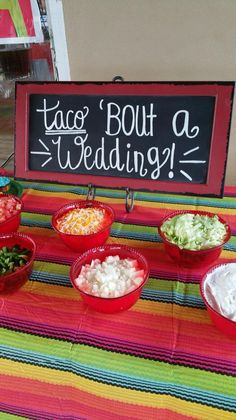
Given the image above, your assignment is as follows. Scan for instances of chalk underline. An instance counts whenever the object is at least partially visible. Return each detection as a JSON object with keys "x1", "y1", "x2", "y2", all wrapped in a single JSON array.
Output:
[
  {"x1": 179, "y1": 160, "x2": 206, "y2": 164},
  {"x1": 45, "y1": 130, "x2": 87, "y2": 135},
  {"x1": 30, "y1": 151, "x2": 51, "y2": 155}
]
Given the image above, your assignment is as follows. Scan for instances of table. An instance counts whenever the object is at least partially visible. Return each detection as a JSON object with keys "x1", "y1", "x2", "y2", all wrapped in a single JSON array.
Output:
[{"x1": 1, "y1": 181, "x2": 236, "y2": 420}]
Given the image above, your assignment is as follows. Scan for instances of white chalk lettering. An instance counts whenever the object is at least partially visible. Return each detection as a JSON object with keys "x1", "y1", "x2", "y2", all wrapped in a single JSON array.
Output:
[
  {"x1": 105, "y1": 102, "x2": 121, "y2": 135},
  {"x1": 147, "y1": 146, "x2": 171, "y2": 180},
  {"x1": 172, "y1": 110, "x2": 199, "y2": 138},
  {"x1": 94, "y1": 137, "x2": 110, "y2": 170},
  {"x1": 133, "y1": 151, "x2": 148, "y2": 177},
  {"x1": 36, "y1": 99, "x2": 89, "y2": 131},
  {"x1": 49, "y1": 135, "x2": 176, "y2": 180},
  {"x1": 104, "y1": 101, "x2": 157, "y2": 137},
  {"x1": 83, "y1": 145, "x2": 94, "y2": 170},
  {"x1": 122, "y1": 105, "x2": 135, "y2": 136},
  {"x1": 52, "y1": 135, "x2": 88, "y2": 170},
  {"x1": 109, "y1": 138, "x2": 125, "y2": 171},
  {"x1": 126, "y1": 143, "x2": 134, "y2": 173}
]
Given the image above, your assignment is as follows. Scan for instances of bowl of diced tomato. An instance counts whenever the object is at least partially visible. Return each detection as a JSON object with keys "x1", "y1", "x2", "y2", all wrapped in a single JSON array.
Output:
[
  {"x1": 52, "y1": 200, "x2": 115, "y2": 252},
  {"x1": 0, "y1": 195, "x2": 23, "y2": 233}
]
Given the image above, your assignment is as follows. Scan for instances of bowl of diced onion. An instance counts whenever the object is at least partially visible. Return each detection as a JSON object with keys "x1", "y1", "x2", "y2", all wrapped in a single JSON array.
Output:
[
  {"x1": 52, "y1": 200, "x2": 115, "y2": 252},
  {"x1": 158, "y1": 210, "x2": 231, "y2": 267},
  {"x1": 70, "y1": 245, "x2": 150, "y2": 313},
  {"x1": 0, "y1": 194, "x2": 23, "y2": 233}
]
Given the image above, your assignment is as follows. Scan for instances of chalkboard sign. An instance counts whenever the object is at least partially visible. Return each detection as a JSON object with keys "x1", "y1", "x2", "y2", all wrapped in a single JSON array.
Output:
[{"x1": 15, "y1": 82, "x2": 234, "y2": 196}]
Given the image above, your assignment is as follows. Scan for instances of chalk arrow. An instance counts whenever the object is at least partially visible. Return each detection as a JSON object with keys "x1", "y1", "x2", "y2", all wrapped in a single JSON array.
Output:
[{"x1": 30, "y1": 139, "x2": 52, "y2": 168}]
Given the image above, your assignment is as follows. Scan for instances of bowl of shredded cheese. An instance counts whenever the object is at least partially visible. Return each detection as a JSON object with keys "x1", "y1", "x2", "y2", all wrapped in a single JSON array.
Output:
[
  {"x1": 70, "y1": 244, "x2": 150, "y2": 313},
  {"x1": 52, "y1": 200, "x2": 115, "y2": 252}
]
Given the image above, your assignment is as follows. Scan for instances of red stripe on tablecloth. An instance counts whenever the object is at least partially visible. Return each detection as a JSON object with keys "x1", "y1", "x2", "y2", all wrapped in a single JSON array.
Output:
[
  {"x1": 18, "y1": 225, "x2": 232, "y2": 282},
  {"x1": 0, "y1": 379, "x2": 194, "y2": 420},
  {"x1": 1, "y1": 292, "x2": 236, "y2": 370},
  {"x1": 21, "y1": 192, "x2": 236, "y2": 228}
]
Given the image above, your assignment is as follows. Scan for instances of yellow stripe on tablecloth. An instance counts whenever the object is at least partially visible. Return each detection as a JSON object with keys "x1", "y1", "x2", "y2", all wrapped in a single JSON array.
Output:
[
  {"x1": 107, "y1": 236, "x2": 162, "y2": 249},
  {"x1": 0, "y1": 360, "x2": 235, "y2": 420},
  {"x1": 21, "y1": 280, "x2": 210, "y2": 326},
  {"x1": 17, "y1": 226, "x2": 236, "y2": 258},
  {"x1": 221, "y1": 250, "x2": 236, "y2": 259},
  {"x1": 19, "y1": 226, "x2": 54, "y2": 236},
  {"x1": 23, "y1": 189, "x2": 236, "y2": 213},
  {"x1": 21, "y1": 282, "x2": 81, "y2": 301},
  {"x1": 24, "y1": 190, "x2": 85, "y2": 200},
  {"x1": 108, "y1": 237, "x2": 235, "y2": 258},
  {"x1": 18, "y1": 227, "x2": 163, "y2": 250},
  {"x1": 25, "y1": 189, "x2": 123, "y2": 205},
  {"x1": 133, "y1": 300, "x2": 211, "y2": 324},
  {"x1": 126, "y1": 201, "x2": 236, "y2": 214},
  {"x1": 18, "y1": 226, "x2": 161, "y2": 248}
]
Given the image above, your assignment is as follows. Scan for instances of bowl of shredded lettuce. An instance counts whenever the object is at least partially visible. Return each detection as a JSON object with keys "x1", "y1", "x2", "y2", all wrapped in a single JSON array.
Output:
[{"x1": 158, "y1": 210, "x2": 231, "y2": 267}]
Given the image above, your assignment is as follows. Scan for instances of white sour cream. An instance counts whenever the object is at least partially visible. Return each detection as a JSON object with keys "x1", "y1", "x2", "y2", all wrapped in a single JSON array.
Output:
[{"x1": 203, "y1": 263, "x2": 236, "y2": 321}]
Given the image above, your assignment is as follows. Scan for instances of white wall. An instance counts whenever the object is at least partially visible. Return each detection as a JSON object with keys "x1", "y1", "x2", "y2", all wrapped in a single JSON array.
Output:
[{"x1": 62, "y1": 0, "x2": 236, "y2": 184}]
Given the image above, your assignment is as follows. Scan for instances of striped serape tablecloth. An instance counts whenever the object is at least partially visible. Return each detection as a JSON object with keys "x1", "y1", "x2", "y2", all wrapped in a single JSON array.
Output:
[{"x1": 1, "y1": 180, "x2": 236, "y2": 420}]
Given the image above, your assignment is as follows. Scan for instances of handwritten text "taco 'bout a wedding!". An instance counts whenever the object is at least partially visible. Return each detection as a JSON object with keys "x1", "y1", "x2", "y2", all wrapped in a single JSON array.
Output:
[{"x1": 32, "y1": 98, "x2": 206, "y2": 181}]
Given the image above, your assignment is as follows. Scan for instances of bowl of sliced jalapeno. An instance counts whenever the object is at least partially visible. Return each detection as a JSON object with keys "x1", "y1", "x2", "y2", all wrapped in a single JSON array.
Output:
[{"x1": 0, "y1": 232, "x2": 36, "y2": 294}]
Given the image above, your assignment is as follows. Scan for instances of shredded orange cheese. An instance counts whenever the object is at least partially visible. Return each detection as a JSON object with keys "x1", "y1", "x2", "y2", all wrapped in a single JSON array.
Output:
[{"x1": 56, "y1": 207, "x2": 107, "y2": 235}]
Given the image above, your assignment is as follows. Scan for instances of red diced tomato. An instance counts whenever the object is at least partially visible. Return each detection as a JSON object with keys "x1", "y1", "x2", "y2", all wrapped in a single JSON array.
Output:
[{"x1": 0, "y1": 196, "x2": 21, "y2": 223}]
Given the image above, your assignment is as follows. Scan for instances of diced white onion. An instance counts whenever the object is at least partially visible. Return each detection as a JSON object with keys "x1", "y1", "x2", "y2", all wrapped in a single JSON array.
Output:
[{"x1": 75, "y1": 255, "x2": 145, "y2": 298}]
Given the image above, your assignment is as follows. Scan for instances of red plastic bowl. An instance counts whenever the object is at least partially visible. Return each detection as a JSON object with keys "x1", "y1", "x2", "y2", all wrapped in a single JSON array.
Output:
[
  {"x1": 200, "y1": 262, "x2": 236, "y2": 339},
  {"x1": 0, "y1": 195, "x2": 23, "y2": 233},
  {"x1": 158, "y1": 210, "x2": 231, "y2": 268},
  {"x1": 0, "y1": 232, "x2": 36, "y2": 294},
  {"x1": 70, "y1": 245, "x2": 150, "y2": 313},
  {"x1": 52, "y1": 200, "x2": 115, "y2": 252}
]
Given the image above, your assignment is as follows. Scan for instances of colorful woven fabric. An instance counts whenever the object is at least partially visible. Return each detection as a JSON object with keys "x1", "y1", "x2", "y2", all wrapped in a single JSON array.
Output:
[{"x1": 1, "y1": 181, "x2": 236, "y2": 420}]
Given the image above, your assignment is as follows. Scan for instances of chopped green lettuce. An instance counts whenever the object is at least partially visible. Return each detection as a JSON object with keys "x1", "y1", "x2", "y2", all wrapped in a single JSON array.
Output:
[{"x1": 160, "y1": 213, "x2": 227, "y2": 250}]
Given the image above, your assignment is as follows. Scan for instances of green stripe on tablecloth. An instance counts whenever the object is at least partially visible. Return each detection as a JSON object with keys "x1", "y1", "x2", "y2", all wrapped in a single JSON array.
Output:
[
  {"x1": 32, "y1": 261, "x2": 200, "y2": 296},
  {"x1": 20, "y1": 181, "x2": 236, "y2": 207},
  {"x1": 146, "y1": 278, "x2": 200, "y2": 296},
  {"x1": 19, "y1": 214, "x2": 236, "y2": 250},
  {"x1": 32, "y1": 260, "x2": 200, "y2": 297},
  {"x1": 0, "y1": 412, "x2": 28, "y2": 420},
  {"x1": 29, "y1": 265, "x2": 203, "y2": 307},
  {"x1": 1, "y1": 344, "x2": 236, "y2": 412},
  {"x1": 33, "y1": 261, "x2": 69, "y2": 276},
  {"x1": 0, "y1": 329, "x2": 236, "y2": 401}
]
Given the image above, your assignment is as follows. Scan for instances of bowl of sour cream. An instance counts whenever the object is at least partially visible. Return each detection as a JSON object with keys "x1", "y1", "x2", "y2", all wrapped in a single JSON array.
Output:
[{"x1": 200, "y1": 262, "x2": 236, "y2": 338}]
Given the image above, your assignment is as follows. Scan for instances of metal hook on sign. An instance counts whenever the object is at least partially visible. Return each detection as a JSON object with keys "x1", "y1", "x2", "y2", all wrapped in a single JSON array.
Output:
[
  {"x1": 86, "y1": 184, "x2": 96, "y2": 201},
  {"x1": 112, "y1": 75, "x2": 124, "y2": 82},
  {"x1": 125, "y1": 188, "x2": 134, "y2": 213}
]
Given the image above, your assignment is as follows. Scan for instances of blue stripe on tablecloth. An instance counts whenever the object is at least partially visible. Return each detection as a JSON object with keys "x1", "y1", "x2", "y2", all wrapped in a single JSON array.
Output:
[
  {"x1": 21, "y1": 182, "x2": 236, "y2": 208},
  {"x1": 30, "y1": 270, "x2": 203, "y2": 308},
  {"x1": 141, "y1": 289, "x2": 205, "y2": 308},
  {"x1": 1, "y1": 345, "x2": 236, "y2": 412},
  {"x1": 20, "y1": 217, "x2": 236, "y2": 250}
]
